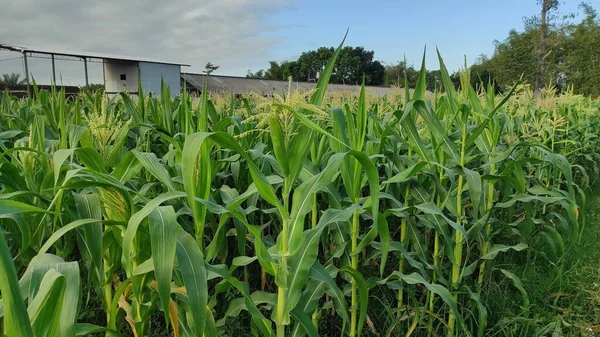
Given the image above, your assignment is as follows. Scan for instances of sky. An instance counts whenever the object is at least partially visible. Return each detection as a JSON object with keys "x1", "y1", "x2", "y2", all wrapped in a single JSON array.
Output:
[{"x1": 0, "y1": 0, "x2": 598, "y2": 85}]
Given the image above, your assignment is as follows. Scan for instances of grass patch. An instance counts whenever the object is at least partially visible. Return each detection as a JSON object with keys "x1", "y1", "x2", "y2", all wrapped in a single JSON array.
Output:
[{"x1": 485, "y1": 185, "x2": 600, "y2": 337}]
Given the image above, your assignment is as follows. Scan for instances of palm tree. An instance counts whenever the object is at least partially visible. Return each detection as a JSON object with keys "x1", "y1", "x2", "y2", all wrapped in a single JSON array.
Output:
[{"x1": 0, "y1": 73, "x2": 27, "y2": 86}]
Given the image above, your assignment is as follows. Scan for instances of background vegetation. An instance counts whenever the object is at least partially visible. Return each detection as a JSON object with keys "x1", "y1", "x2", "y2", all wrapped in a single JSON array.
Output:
[
  {"x1": 472, "y1": 2, "x2": 600, "y2": 96},
  {"x1": 247, "y1": 2, "x2": 600, "y2": 97}
]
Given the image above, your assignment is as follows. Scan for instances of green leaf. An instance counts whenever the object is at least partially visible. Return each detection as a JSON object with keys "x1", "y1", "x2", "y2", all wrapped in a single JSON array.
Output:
[
  {"x1": 495, "y1": 194, "x2": 568, "y2": 208},
  {"x1": 286, "y1": 106, "x2": 349, "y2": 150},
  {"x1": 467, "y1": 288, "x2": 487, "y2": 337},
  {"x1": 287, "y1": 206, "x2": 360, "y2": 313},
  {"x1": 0, "y1": 230, "x2": 33, "y2": 337},
  {"x1": 310, "y1": 30, "x2": 347, "y2": 105},
  {"x1": 290, "y1": 282, "x2": 327, "y2": 337},
  {"x1": 287, "y1": 153, "x2": 344, "y2": 255},
  {"x1": 347, "y1": 150, "x2": 381, "y2": 257},
  {"x1": 499, "y1": 269, "x2": 529, "y2": 309},
  {"x1": 39, "y1": 219, "x2": 104, "y2": 255},
  {"x1": 391, "y1": 272, "x2": 462, "y2": 329},
  {"x1": 463, "y1": 167, "x2": 483, "y2": 216},
  {"x1": 481, "y1": 243, "x2": 528, "y2": 260},
  {"x1": 75, "y1": 323, "x2": 121, "y2": 336},
  {"x1": 132, "y1": 150, "x2": 175, "y2": 191},
  {"x1": 309, "y1": 263, "x2": 348, "y2": 327},
  {"x1": 399, "y1": 111, "x2": 434, "y2": 163},
  {"x1": 413, "y1": 48, "x2": 427, "y2": 101},
  {"x1": 287, "y1": 126, "x2": 314, "y2": 191},
  {"x1": 149, "y1": 206, "x2": 178, "y2": 327},
  {"x1": 181, "y1": 132, "x2": 214, "y2": 242},
  {"x1": 0, "y1": 199, "x2": 49, "y2": 215},
  {"x1": 414, "y1": 202, "x2": 467, "y2": 239},
  {"x1": 75, "y1": 147, "x2": 107, "y2": 173},
  {"x1": 28, "y1": 268, "x2": 65, "y2": 337},
  {"x1": 269, "y1": 117, "x2": 289, "y2": 177},
  {"x1": 290, "y1": 308, "x2": 319, "y2": 337},
  {"x1": 376, "y1": 213, "x2": 391, "y2": 277},
  {"x1": 122, "y1": 191, "x2": 186, "y2": 275},
  {"x1": 73, "y1": 193, "x2": 103, "y2": 288},
  {"x1": 382, "y1": 161, "x2": 428, "y2": 184},
  {"x1": 413, "y1": 101, "x2": 460, "y2": 164},
  {"x1": 435, "y1": 48, "x2": 459, "y2": 115},
  {"x1": 207, "y1": 264, "x2": 275, "y2": 336},
  {"x1": 182, "y1": 132, "x2": 285, "y2": 219},
  {"x1": 232, "y1": 256, "x2": 258, "y2": 267},
  {"x1": 112, "y1": 151, "x2": 143, "y2": 183},
  {"x1": 465, "y1": 82, "x2": 520, "y2": 148},
  {"x1": 53, "y1": 148, "x2": 75, "y2": 185},
  {"x1": 175, "y1": 229, "x2": 208, "y2": 337}
]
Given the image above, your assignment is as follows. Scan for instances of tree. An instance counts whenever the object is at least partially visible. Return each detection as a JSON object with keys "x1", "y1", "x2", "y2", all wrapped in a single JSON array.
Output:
[
  {"x1": 203, "y1": 62, "x2": 219, "y2": 75},
  {"x1": 0, "y1": 73, "x2": 26, "y2": 86},
  {"x1": 295, "y1": 47, "x2": 334, "y2": 82},
  {"x1": 535, "y1": 0, "x2": 560, "y2": 96},
  {"x1": 262, "y1": 61, "x2": 283, "y2": 80},
  {"x1": 281, "y1": 61, "x2": 299, "y2": 81},
  {"x1": 366, "y1": 60, "x2": 385, "y2": 86},
  {"x1": 333, "y1": 46, "x2": 385, "y2": 85},
  {"x1": 488, "y1": 29, "x2": 540, "y2": 89}
]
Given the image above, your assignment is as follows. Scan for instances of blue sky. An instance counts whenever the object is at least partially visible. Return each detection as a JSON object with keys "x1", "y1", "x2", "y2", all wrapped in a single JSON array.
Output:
[
  {"x1": 256, "y1": 0, "x2": 599, "y2": 73},
  {"x1": 1, "y1": 0, "x2": 598, "y2": 84}
]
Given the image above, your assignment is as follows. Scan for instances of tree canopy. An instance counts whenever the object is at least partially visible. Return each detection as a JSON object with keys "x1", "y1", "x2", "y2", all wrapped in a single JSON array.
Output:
[{"x1": 247, "y1": 46, "x2": 386, "y2": 86}]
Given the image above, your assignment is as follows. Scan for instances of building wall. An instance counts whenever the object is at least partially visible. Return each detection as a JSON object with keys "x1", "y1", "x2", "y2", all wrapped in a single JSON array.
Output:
[
  {"x1": 103, "y1": 60, "x2": 139, "y2": 93},
  {"x1": 139, "y1": 62, "x2": 180, "y2": 96}
]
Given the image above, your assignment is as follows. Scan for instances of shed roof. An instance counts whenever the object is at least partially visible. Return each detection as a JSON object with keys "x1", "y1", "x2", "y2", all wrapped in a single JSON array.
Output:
[
  {"x1": 181, "y1": 73, "x2": 402, "y2": 96},
  {"x1": 0, "y1": 43, "x2": 190, "y2": 66}
]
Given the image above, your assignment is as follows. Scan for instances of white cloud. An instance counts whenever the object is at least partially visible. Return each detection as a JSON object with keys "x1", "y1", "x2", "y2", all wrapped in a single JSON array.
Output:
[{"x1": 0, "y1": 0, "x2": 289, "y2": 84}]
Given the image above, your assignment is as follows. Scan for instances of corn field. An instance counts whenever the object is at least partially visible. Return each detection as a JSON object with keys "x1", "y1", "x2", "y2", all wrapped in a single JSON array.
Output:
[{"x1": 1, "y1": 44, "x2": 599, "y2": 337}]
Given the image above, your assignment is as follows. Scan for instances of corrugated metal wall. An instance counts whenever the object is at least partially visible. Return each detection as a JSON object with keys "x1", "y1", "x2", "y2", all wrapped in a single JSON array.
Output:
[{"x1": 139, "y1": 62, "x2": 181, "y2": 96}]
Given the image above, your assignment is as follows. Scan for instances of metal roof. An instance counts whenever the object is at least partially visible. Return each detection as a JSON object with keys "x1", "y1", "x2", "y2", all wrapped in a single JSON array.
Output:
[
  {"x1": 0, "y1": 43, "x2": 190, "y2": 66},
  {"x1": 182, "y1": 73, "x2": 403, "y2": 96}
]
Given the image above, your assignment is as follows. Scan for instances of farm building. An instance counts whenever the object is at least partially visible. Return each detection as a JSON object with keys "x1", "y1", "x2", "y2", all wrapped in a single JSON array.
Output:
[
  {"x1": 181, "y1": 73, "x2": 400, "y2": 96},
  {"x1": 0, "y1": 43, "x2": 189, "y2": 96}
]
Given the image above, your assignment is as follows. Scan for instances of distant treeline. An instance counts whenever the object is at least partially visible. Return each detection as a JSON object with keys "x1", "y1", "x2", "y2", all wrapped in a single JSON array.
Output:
[{"x1": 246, "y1": 46, "x2": 386, "y2": 86}]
